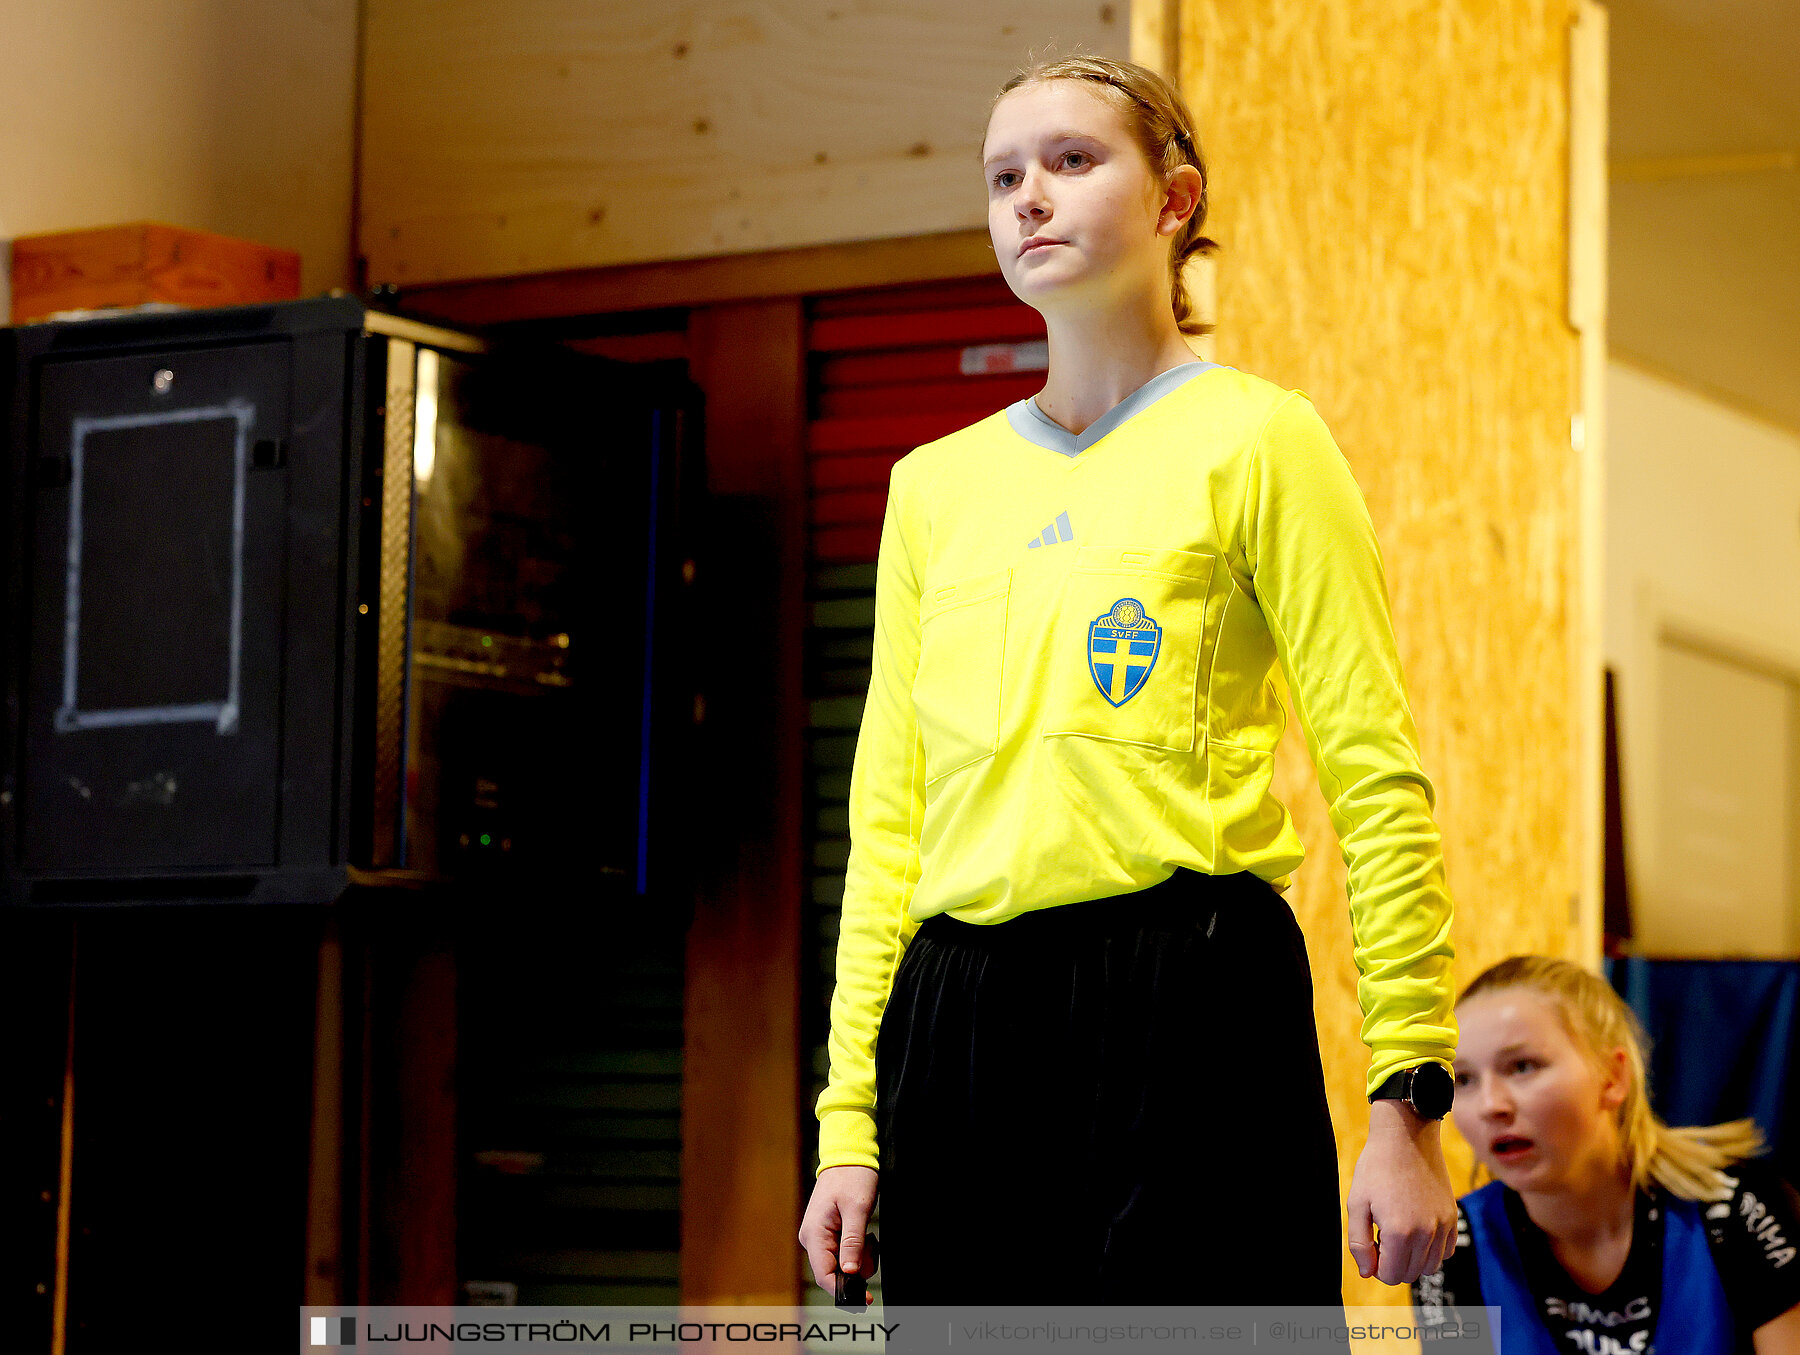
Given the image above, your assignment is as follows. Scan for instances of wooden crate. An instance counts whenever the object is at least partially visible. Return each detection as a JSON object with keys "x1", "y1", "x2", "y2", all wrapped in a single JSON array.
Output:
[{"x1": 10, "y1": 222, "x2": 301, "y2": 323}]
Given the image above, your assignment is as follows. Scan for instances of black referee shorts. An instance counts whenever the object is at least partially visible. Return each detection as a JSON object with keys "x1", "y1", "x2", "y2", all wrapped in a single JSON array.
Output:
[{"x1": 872, "y1": 867, "x2": 1344, "y2": 1307}]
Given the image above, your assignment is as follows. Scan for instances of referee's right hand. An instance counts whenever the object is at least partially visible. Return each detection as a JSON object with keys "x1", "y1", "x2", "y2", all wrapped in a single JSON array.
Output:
[{"x1": 800, "y1": 1165, "x2": 880, "y2": 1297}]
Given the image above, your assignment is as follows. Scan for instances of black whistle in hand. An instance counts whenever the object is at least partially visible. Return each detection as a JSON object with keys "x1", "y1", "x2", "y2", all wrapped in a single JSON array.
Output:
[
  {"x1": 834, "y1": 1269, "x2": 867, "y2": 1312},
  {"x1": 834, "y1": 1235, "x2": 877, "y2": 1312}
]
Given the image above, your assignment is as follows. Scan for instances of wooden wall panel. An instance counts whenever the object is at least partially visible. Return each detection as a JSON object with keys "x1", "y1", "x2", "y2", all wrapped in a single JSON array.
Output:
[
  {"x1": 359, "y1": 2, "x2": 1127, "y2": 286},
  {"x1": 680, "y1": 300, "x2": 809, "y2": 1306},
  {"x1": 2, "y1": 0, "x2": 357, "y2": 297},
  {"x1": 1165, "y1": 0, "x2": 1595, "y2": 1305}
]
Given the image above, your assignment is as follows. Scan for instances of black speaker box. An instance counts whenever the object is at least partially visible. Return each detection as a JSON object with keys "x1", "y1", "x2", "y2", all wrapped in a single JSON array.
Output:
[{"x1": 1, "y1": 298, "x2": 700, "y2": 906}]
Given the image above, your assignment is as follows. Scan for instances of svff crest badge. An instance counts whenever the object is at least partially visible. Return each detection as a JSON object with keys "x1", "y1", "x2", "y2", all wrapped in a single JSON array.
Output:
[{"x1": 1088, "y1": 598, "x2": 1161, "y2": 706}]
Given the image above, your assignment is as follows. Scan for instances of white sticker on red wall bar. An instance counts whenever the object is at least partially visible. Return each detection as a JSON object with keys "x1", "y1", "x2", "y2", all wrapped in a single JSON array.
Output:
[{"x1": 959, "y1": 340, "x2": 1049, "y2": 376}]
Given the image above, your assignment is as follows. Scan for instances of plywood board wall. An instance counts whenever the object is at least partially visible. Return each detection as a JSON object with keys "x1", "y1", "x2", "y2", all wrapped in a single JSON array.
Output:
[
  {"x1": 1163, "y1": 0, "x2": 1595, "y2": 1306},
  {"x1": 359, "y1": 2, "x2": 1128, "y2": 286}
]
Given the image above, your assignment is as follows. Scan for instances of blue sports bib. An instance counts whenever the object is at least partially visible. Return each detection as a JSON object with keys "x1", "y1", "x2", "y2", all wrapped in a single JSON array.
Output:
[{"x1": 1462, "y1": 1180, "x2": 1733, "y2": 1355}]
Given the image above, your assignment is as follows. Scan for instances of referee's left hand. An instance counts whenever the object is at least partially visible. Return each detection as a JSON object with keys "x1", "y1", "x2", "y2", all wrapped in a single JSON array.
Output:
[
  {"x1": 800, "y1": 1165, "x2": 880, "y2": 1299},
  {"x1": 1346, "y1": 1100, "x2": 1457, "y2": 1286}
]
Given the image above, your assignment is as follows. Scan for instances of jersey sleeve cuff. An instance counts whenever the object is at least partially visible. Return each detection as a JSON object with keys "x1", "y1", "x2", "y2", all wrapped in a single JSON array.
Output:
[
  {"x1": 817, "y1": 1108, "x2": 880, "y2": 1174},
  {"x1": 1365, "y1": 1051, "x2": 1456, "y2": 1100}
]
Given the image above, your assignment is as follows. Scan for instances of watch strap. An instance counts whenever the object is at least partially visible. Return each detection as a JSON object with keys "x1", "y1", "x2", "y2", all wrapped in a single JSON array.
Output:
[
  {"x1": 1370, "y1": 1068, "x2": 1416, "y2": 1102},
  {"x1": 1369, "y1": 1063, "x2": 1453, "y2": 1119}
]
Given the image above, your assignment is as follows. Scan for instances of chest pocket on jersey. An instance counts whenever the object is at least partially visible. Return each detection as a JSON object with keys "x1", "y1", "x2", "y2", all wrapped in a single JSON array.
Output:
[
  {"x1": 915, "y1": 567, "x2": 1011, "y2": 783},
  {"x1": 1043, "y1": 546, "x2": 1213, "y2": 753}
]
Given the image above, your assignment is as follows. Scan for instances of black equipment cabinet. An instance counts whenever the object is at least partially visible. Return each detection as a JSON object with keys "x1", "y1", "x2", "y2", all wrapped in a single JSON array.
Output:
[
  {"x1": 3, "y1": 300, "x2": 365, "y2": 904},
  {"x1": 0, "y1": 298, "x2": 703, "y2": 907},
  {"x1": 0, "y1": 298, "x2": 704, "y2": 1348}
]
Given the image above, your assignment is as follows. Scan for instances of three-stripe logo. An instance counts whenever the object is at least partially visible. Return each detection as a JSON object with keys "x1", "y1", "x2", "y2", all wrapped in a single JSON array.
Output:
[{"x1": 1026, "y1": 511, "x2": 1073, "y2": 549}]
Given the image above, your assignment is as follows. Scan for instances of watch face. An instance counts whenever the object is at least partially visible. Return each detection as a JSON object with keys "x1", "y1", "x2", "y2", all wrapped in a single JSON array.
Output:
[{"x1": 1412, "y1": 1063, "x2": 1455, "y2": 1119}]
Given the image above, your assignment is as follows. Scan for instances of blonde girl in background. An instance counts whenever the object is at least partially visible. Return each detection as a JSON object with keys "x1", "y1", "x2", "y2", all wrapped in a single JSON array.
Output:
[
  {"x1": 1417, "y1": 956, "x2": 1800, "y2": 1353},
  {"x1": 798, "y1": 53, "x2": 1462, "y2": 1306}
]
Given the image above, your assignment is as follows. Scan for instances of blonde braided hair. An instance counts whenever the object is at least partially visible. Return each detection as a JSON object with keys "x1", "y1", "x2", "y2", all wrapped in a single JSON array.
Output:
[{"x1": 994, "y1": 55, "x2": 1219, "y2": 337}]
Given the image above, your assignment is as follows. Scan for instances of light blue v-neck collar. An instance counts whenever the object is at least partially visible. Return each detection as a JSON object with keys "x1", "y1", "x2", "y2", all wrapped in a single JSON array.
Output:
[{"x1": 1004, "y1": 360, "x2": 1221, "y2": 457}]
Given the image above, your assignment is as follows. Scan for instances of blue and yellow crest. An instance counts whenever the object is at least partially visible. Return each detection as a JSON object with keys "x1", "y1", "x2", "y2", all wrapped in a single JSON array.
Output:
[{"x1": 1088, "y1": 598, "x2": 1161, "y2": 706}]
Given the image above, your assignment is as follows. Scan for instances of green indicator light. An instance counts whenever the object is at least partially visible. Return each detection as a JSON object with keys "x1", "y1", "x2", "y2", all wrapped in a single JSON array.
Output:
[
  {"x1": 481, "y1": 635, "x2": 493, "y2": 648},
  {"x1": 479, "y1": 833, "x2": 492, "y2": 846}
]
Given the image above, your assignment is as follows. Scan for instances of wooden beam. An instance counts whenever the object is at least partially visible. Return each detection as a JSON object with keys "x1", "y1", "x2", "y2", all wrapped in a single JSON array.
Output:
[
  {"x1": 397, "y1": 231, "x2": 998, "y2": 329},
  {"x1": 392, "y1": 941, "x2": 458, "y2": 1304},
  {"x1": 304, "y1": 917, "x2": 346, "y2": 1306},
  {"x1": 1610, "y1": 150, "x2": 1796, "y2": 183},
  {"x1": 355, "y1": 928, "x2": 375, "y2": 1304},
  {"x1": 9, "y1": 222, "x2": 300, "y2": 324},
  {"x1": 0, "y1": 913, "x2": 70, "y2": 1349},
  {"x1": 680, "y1": 299, "x2": 807, "y2": 1306},
  {"x1": 50, "y1": 926, "x2": 76, "y2": 1355},
  {"x1": 1571, "y1": 0, "x2": 1608, "y2": 968}
]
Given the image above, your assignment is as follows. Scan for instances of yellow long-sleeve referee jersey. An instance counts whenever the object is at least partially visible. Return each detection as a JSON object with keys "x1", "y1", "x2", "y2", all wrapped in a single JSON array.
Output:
[{"x1": 816, "y1": 361, "x2": 1456, "y2": 1172}]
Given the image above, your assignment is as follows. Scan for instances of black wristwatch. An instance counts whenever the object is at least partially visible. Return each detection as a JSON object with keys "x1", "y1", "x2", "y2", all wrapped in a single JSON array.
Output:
[{"x1": 1369, "y1": 1062, "x2": 1454, "y2": 1120}]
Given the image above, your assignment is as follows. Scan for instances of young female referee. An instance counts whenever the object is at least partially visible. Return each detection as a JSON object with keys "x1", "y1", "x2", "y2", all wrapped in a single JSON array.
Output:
[{"x1": 798, "y1": 54, "x2": 1459, "y2": 1307}]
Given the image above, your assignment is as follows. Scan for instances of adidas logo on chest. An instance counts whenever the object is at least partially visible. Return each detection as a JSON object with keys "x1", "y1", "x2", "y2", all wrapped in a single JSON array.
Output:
[{"x1": 1026, "y1": 511, "x2": 1073, "y2": 549}]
